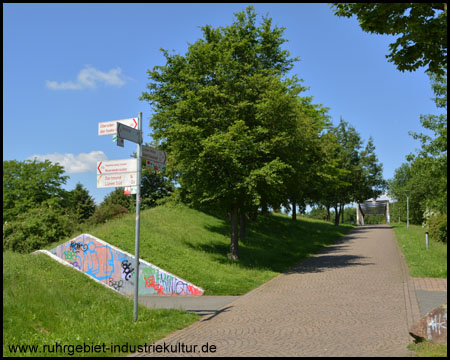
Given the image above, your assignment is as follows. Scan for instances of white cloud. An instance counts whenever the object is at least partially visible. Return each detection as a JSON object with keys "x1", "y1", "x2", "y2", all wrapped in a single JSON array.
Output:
[
  {"x1": 28, "y1": 151, "x2": 108, "y2": 174},
  {"x1": 46, "y1": 66, "x2": 130, "y2": 90}
]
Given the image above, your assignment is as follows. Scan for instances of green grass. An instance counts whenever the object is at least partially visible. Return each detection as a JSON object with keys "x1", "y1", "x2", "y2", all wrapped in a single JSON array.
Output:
[
  {"x1": 391, "y1": 222, "x2": 447, "y2": 278},
  {"x1": 408, "y1": 340, "x2": 447, "y2": 357},
  {"x1": 4, "y1": 204, "x2": 353, "y2": 357},
  {"x1": 49, "y1": 204, "x2": 354, "y2": 295},
  {"x1": 3, "y1": 250, "x2": 199, "y2": 357}
]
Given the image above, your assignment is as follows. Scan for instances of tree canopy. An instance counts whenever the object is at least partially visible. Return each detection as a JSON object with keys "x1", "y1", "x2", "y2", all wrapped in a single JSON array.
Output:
[
  {"x1": 330, "y1": 3, "x2": 447, "y2": 75},
  {"x1": 141, "y1": 6, "x2": 387, "y2": 259},
  {"x1": 3, "y1": 159, "x2": 69, "y2": 224},
  {"x1": 388, "y1": 71, "x2": 447, "y2": 221}
]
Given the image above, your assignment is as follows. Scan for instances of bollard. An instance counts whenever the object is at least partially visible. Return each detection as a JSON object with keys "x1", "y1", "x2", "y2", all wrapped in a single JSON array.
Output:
[{"x1": 425, "y1": 231, "x2": 429, "y2": 250}]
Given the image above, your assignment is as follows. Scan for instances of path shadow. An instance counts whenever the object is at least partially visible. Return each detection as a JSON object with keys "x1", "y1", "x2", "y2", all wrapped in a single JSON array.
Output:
[
  {"x1": 285, "y1": 235, "x2": 375, "y2": 275},
  {"x1": 198, "y1": 306, "x2": 233, "y2": 322},
  {"x1": 182, "y1": 212, "x2": 359, "y2": 273},
  {"x1": 353, "y1": 225, "x2": 392, "y2": 231}
]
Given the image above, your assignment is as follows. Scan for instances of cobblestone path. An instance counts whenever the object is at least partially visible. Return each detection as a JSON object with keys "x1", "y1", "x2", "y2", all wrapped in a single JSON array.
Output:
[{"x1": 132, "y1": 225, "x2": 418, "y2": 357}]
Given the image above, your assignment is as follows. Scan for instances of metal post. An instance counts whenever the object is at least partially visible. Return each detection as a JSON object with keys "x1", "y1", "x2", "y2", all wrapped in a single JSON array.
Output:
[
  {"x1": 406, "y1": 194, "x2": 409, "y2": 230},
  {"x1": 426, "y1": 231, "x2": 429, "y2": 250},
  {"x1": 133, "y1": 112, "x2": 142, "y2": 322}
]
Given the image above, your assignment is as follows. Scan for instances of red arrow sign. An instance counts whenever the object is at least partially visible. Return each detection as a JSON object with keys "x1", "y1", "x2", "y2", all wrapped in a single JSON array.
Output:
[
  {"x1": 97, "y1": 161, "x2": 103, "y2": 174},
  {"x1": 133, "y1": 118, "x2": 137, "y2": 128}
]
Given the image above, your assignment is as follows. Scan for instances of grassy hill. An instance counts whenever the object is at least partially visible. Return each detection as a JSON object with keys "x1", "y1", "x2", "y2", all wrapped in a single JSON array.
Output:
[
  {"x1": 4, "y1": 204, "x2": 353, "y2": 356},
  {"x1": 48, "y1": 203, "x2": 354, "y2": 295}
]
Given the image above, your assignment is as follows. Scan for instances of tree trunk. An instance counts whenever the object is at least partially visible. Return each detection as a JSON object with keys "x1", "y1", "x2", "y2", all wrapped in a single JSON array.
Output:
[
  {"x1": 341, "y1": 204, "x2": 345, "y2": 224},
  {"x1": 240, "y1": 211, "x2": 246, "y2": 241},
  {"x1": 229, "y1": 204, "x2": 239, "y2": 260},
  {"x1": 261, "y1": 200, "x2": 268, "y2": 215},
  {"x1": 292, "y1": 201, "x2": 297, "y2": 221},
  {"x1": 326, "y1": 205, "x2": 330, "y2": 222},
  {"x1": 334, "y1": 204, "x2": 340, "y2": 226}
]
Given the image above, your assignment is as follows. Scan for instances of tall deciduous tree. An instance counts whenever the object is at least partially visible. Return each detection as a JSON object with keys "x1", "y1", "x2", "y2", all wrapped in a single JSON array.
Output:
[
  {"x1": 67, "y1": 182, "x2": 96, "y2": 222},
  {"x1": 3, "y1": 159, "x2": 69, "y2": 224},
  {"x1": 390, "y1": 71, "x2": 447, "y2": 218},
  {"x1": 330, "y1": 3, "x2": 447, "y2": 75},
  {"x1": 140, "y1": 6, "x2": 305, "y2": 260},
  {"x1": 313, "y1": 119, "x2": 385, "y2": 225}
]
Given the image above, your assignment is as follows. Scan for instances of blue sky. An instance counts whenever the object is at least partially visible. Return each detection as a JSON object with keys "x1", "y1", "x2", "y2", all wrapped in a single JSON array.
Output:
[{"x1": 3, "y1": 3, "x2": 443, "y2": 205}]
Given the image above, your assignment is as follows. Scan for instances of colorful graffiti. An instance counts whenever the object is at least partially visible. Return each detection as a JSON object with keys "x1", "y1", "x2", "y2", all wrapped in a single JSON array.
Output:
[{"x1": 49, "y1": 234, "x2": 204, "y2": 296}]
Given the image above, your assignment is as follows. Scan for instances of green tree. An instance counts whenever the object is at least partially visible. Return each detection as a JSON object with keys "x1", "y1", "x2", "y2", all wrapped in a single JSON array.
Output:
[
  {"x1": 312, "y1": 130, "x2": 351, "y2": 222},
  {"x1": 3, "y1": 202, "x2": 76, "y2": 253},
  {"x1": 313, "y1": 119, "x2": 385, "y2": 226},
  {"x1": 67, "y1": 183, "x2": 96, "y2": 222},
  {"x1": 100, "y1": 187, "x2": 131, "y2": 210},
  {"x1": 388, "y1": 162, "x2": 426, "y2": 224},
  {"x1": 357, "y1": 137, "x2": 386, "y2": 202},
  {"x1": 3, "y1": 159, "x2": 69, "y2": 224},
  {"x1": 388, "y1": 71, "x2": 447, "y2": 222},
  {"x1": 408, "y1": 71, "x2": 447, "y2": 213},
  {"x1": 330, "y1": 3, "x2": 447, "y2": 75},
  {"x1": 329, "y1": 119, "x2": 363, "y2": 225},
  {"x1": 282, "y1": 99, "x2": 331, "y2": 221},
  {"x1": 140, "y1": 6, "x2": 306, "y2": 260}
]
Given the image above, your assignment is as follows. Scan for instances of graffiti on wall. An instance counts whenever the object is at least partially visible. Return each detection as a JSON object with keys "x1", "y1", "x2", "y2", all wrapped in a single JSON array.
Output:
[{"x1": 50, "y1": 234, "x2": 204, "y2": 296}]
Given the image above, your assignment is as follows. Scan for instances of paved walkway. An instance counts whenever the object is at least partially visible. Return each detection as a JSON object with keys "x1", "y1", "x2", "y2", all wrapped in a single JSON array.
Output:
[
  {"x1": 413, "y1": 277, "x2": 447, "y2": 317},
  {"x1": 131, "y1": 225, "x2": 421, "y2": 357}
]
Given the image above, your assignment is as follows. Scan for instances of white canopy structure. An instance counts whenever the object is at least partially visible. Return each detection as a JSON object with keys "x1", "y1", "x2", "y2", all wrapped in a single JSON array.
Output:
[{"x1": 356, "y1": 198, "x2": 390, "y2": 226}]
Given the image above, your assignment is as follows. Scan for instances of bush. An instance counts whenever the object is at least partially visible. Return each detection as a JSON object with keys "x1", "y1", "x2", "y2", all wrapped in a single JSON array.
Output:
[
  {"x1": 427, "y1": 213, "x2": 447, "y2": 243},
  {"x1": 306, "y1": 206, "x2": 329, "y2": 221},
  {"x1": 3, "y1": 204, "x2": 76, "y2": 253},
  {"x1": 88, "y1": 203, "x2": 129, "y2": 225}
]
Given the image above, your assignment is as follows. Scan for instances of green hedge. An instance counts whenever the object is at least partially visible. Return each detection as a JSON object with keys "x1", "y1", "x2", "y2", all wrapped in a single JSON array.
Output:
[
  {"x1": 427, "y1": 213, "x2": 447, "y2": 243},
  {"x1": 3, "y1": 204, "x2": 76, "y2": 253}
]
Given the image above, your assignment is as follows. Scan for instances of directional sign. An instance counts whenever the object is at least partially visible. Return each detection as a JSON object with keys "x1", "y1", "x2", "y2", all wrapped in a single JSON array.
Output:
[
  {"x1": 98, "y1": 118, "x2": 138, "y2": 136},
  {"x1": 145, "y1": 160, "x2": 166, "y2": 172},
  {"x1": 124, "y1": 186, "x2": 137, "y2": 195},
  {"x1": 97, "y1": 172, "x2": 137, "y2": 188},
  {"x1": 142, "y1": 145, "x2": 167, "y2": 164},
  {"x1": 97, "y1": 159, "x2": 137, "y2": 175},
  {"x1": 117, "y1": 122, "x2": 141, "y2": 144}
]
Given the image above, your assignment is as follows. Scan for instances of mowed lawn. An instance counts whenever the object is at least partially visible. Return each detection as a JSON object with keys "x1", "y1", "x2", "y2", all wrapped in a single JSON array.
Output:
[
  {"x1": 391, "y1": 222, "x2": 447, "y2": 278},
  {"x1": 4, "y1": 204, "x2": 353, "y2": 356},
  {"x1": 62, "y1": 204, "x2": 354, "y2": 295},
  {"x1": 3, "y1": 250, "x2": 199, "y2": 357}
]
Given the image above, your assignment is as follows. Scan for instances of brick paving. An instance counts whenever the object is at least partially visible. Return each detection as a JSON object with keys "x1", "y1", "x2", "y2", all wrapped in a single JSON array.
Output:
[
  {"x1": 131, "y1": 225, "x2": 419, "y2": 357},
  {"x1": 413, "y1": 277, "x2": 447, "y2": 291}
]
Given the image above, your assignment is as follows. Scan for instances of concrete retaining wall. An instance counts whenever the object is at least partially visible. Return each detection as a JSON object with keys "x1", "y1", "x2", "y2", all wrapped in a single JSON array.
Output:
[{"x1": 47, "y1": 233, "x2": 204, "y2": 296}]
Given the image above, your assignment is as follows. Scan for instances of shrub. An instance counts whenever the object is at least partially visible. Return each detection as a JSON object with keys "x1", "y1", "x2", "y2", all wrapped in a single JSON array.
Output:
[
  {"x1": 427, "y1": 213, "x2": 447, "y2": 243},
  {"x1": 3, "y1": 204, "x2": 76, "y2": 253},
  {"x1": 88, "y1": 203, "x2": 129, "y2": 225}
]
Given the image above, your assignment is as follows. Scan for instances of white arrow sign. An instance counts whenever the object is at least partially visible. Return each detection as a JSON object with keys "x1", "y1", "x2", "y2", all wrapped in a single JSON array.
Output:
[
  {"x1": 142, "y1": 145, "x2": 167, "y2": 164},
  {"x1": 97, "y1": 172, "x2": 138, "y2": 188},
  {"x1": 117, "y1": 122, "x2": 141, "y2": 144},
  {"x1": 97, "y1": 159, "x2": 137, "y2": 175},
  {"x1": 98, "y1": 117, "x2": 138, "y2": 136}
]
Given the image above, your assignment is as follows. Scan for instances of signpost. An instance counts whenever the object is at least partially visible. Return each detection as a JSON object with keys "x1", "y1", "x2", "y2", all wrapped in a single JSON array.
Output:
[
  {"x1": 117, "y1": 122, "x2": 141, "y2": 145},
  {"x1": 133, "y1": 113, "x2": 142, "y2": 323},
  {"x1": 96, "y1": 172, "x2": 138, "y2": 188},
  {"x1": 97, "y1": 159, "x2": 137, "y2": 175},
  {"x1": 97, "y1": 113, "x2": 166, "y2": 323},
  {"x1": 142, "y1": 145, "x2": 167, "y2": 171},
  {"x1": 97, "y1": 113, "x2": 143, "y2": 323},
  {"x1": 98, "y1": 118, "x2": 138, "y2": 136}
]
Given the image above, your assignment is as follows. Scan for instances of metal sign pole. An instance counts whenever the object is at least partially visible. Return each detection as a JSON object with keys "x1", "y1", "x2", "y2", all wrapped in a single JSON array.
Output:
[{"x1": 133, "y1": 112, "x2": 142, "y2": 322}]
